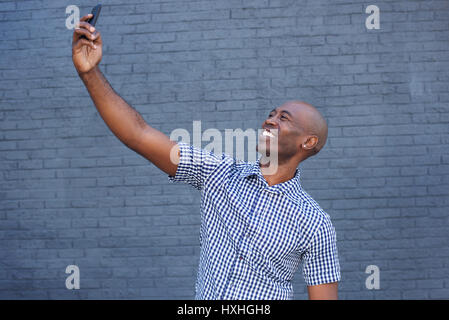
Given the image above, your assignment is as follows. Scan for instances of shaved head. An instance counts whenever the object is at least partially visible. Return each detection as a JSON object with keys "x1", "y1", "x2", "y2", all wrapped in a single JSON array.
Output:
[{"x1": 281, "y1": 100, "x2": 328, "y2": 155}]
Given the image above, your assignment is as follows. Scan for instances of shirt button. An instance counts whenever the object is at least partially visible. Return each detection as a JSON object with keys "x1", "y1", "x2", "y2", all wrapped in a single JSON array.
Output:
[{"x1": 239, "y1": 256, "x2": 244, "y2": 260}]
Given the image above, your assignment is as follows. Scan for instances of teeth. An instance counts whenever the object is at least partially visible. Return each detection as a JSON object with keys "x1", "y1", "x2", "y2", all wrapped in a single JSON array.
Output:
[{"x1": 262, "y1": 130, "x2": 275, "y2": 138}]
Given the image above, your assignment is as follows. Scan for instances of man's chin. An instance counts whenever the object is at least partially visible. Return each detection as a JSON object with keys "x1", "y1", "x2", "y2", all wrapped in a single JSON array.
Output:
[{"x1": 256, "y1": 144, "x2": 271, "y2": 157}]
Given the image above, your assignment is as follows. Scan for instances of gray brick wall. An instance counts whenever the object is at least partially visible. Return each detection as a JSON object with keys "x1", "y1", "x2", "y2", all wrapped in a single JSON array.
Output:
[{"x1": 1, "y1": 0, "x2": 448, "y2": 299}]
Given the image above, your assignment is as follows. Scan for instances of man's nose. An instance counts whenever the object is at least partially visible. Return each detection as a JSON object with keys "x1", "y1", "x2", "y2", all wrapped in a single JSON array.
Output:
[{"x1": 264, "y1": 116, "x2": 278, "y2": 127}]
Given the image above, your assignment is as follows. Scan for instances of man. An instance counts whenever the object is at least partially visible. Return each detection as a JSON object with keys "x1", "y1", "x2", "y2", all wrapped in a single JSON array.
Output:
[{"x1": 72, "y1": 13, "x2": 340, "y2": 300}]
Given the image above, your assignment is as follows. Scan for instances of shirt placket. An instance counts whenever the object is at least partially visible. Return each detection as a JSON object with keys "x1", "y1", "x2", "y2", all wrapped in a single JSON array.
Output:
[{"x1": 221, "y1": 183, "x2": 271, "y2": 299}]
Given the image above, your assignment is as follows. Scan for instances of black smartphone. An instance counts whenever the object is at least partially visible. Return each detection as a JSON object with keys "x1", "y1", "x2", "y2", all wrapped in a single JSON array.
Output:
[{"x1": 87, "y1": 4, "x2": 102, "y2": 27}]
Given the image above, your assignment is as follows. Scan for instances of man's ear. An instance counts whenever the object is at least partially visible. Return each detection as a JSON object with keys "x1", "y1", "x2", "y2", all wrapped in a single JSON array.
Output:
[{"x1": 302, "y1": 136, "x2": 318, "y2": 150}]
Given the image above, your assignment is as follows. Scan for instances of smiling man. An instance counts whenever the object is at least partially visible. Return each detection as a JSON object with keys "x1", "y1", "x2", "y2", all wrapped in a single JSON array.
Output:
[{"x1": 72, "y1": 14, "x2": 340, "y2": 300}]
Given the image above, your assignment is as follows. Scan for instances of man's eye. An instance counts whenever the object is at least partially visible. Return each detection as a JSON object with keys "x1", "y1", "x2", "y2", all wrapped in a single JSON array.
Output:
[{"x1": 281, "y1": 115, "x2": 287, "y2": 120}]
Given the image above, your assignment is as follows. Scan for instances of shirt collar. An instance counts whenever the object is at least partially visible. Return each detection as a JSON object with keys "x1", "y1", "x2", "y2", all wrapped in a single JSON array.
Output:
[{"x1": 240, "y1": 159, "x2": 302, "y2": 202}]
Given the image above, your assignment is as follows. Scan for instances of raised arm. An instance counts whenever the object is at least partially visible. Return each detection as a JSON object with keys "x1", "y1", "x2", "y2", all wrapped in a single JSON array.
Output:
[{"x1": 72, "y1": 13, "x2": 179, "y2": 176}]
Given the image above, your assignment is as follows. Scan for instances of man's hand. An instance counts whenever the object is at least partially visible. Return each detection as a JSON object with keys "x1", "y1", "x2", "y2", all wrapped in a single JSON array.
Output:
[
  {"x1": 307, "y1": 282, "x2": 338, "y2": 300},
  {"x1": 72, "y1": 13, "x2": 102, "y2": 75}
]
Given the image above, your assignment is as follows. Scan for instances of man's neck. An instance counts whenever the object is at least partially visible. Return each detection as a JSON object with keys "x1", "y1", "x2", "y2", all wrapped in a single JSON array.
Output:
[{"x1": 259, "y1": 157, "x2": 301, "y2": 186}]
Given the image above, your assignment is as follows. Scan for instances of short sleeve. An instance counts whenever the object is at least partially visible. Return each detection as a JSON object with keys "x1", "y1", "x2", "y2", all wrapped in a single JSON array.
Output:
[
  {"x1": 168, "y1": 142, "x2": 226, "y2": 190},
  {"x1": 302, "y1": 217, "x2": 341, "y2": 286}
]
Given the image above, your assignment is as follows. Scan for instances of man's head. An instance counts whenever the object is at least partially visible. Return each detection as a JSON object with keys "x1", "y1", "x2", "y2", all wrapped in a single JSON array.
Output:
[{"x1": 256, "y1": 100, "x2": 328, "y2": 165}]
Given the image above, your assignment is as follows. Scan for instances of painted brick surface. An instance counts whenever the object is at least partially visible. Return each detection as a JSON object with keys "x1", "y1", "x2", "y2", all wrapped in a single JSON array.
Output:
[{"x1": 0, "y1": 0, "x2": 448, "y2": 299}]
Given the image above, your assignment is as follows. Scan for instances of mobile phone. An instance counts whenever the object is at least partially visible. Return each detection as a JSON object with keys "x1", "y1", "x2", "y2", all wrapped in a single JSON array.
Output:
[{"x1": 87, "y1": 4, "x2": 102, "y2": 27}]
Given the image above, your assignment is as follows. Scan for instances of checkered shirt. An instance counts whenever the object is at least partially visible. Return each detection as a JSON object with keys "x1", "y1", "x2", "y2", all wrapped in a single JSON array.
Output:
[{"x1": 168, "y1": 142, "x2": 340, "y2": 300}]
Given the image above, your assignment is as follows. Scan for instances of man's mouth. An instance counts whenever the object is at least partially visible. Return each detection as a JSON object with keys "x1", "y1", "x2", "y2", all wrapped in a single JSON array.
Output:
[{"x1": 262, "y1": 128, "x2": 275, "y2": 138}]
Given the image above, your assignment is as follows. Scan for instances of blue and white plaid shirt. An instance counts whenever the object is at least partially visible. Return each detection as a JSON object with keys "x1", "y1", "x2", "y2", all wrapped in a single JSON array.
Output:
[{"x1": 168, "y1": 142, "x2": 340, "y2": 300}]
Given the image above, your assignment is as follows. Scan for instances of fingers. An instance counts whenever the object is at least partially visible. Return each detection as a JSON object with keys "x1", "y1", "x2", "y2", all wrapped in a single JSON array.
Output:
[
  {"x1": 75, "y1": 13, "x2": 95, "y2": 32},
  {"x1": 73, "y1": 27, "x2": 99, "y2": 42},
  {"x1": 73, "y1": 24, "x2": 101, "y2": 46},
  {"x1": 77, "y1": 21, "x2": 96, "y2": 33},
  {"x1": 72, "y1": 13, "x2": 102, "y2": 48},
  {"x1": 73, "y1": 38, "x2": 97, "y2": 51},
  {"x1": 80, "y1": 13, "x2": 93, "y2": 22}
]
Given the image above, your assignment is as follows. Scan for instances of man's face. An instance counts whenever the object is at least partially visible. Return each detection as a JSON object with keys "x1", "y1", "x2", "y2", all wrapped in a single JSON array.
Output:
[{"x1": 256, "y1": 103, "x2": 304, "y2": 162}]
